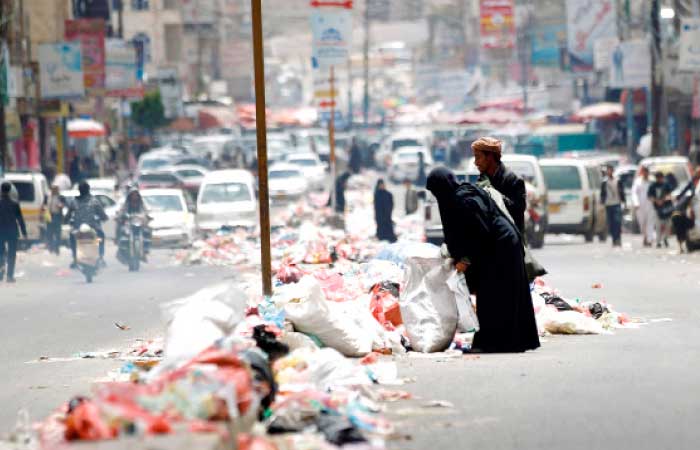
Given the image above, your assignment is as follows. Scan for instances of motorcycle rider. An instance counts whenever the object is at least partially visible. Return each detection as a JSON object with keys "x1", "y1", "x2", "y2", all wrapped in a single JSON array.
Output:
[
  {"x1": 66, "y1": 182, "x2": 108, "y2": 269},
  {"x1": 116, "y1": 187, "x2": 152, "y2": 263}
]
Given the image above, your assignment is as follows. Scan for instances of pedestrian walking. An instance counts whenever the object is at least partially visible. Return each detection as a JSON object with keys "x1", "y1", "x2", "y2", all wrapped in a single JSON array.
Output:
[
  {"x1": 671, "y1": 168, "x2": 700, "y2": 253},
  {"x1": 331, "y1": 172, "x2": 351, "y2": 214},
  {"x1": 601, "y1": 165, "x2": 626, "y2": 247},
  {"x1": 473, "y1": 137, "x2": 527, "y2": 234},
  {"x1": 426, "y1": 167, "x2": 540, "y2": 353},
  {"x1": 648, "y1": 171, "x2": 674, "y2": 248},
  {"x1": 43, "y1": 185, "x2": 65, "y2": 255},
  {"x1": 0, "y1": 182, "x2": 28, "y2": 283},
  {"x1": 349, "y1": 138, "x2": 362, "y2": 174},
  {"x1": 374, "y1": 179, "x2": 397, "y2": 243},
  {"x1": 403, "y1": 178, "x2": 419, "y2": 216},
  {"x1": 416, "y1": 152, "x2": 427, "y2": 187},
  {"x1": 632, "y1": 166, "x2": 654, "y2": 247}
]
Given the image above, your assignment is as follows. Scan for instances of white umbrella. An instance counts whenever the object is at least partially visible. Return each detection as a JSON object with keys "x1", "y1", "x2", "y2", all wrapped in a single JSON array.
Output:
[{"x1": 67, "y1": 119, "x2": 106, "y2": 138}]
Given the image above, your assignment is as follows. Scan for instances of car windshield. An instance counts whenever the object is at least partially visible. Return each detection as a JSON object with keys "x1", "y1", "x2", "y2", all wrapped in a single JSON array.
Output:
[
  {"x1": 289, "y1": 159, "x2": 317, "y2": 167},
  {"x1": 11, "y1": 182, "x2": 35, "y2": 202},
  {"x1": 143, "y1": 195, "x2": 184, "y2": 212},
  {"x1": 270, "y1": 170, "x2": 302, "y2": 179},
  {"x1": 507, "y1": 161, "x2": 538, "y2": 186},
  {"x1": 200, "y1": 183, "x2": 251, "y2": 204},
  {"x1": 542, "y1": 166, "x2": 582, "y2": 190},
  {"x1": 140, "y1": 174, "x2": 178, "y2": 183},
  {"x1": 392, "y1": 139, "x2": 421, "y2": 150},
  {"x1": 176, "y1": 169, "x2": 203, "y2": 178},
  {"x1": 398, "y1": 152, "x2": 420, "y2": 160},
  {"x1": 141, "y1": 159, "x2": 169, "y2": 170}
]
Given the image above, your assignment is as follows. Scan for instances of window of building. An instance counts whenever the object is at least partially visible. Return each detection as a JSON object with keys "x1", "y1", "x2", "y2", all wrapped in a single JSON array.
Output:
[
  {"x1": 131, "y1": 0, "x2": 149, "y2": 10},
  {"x1": 164, "y1": 25, "x2": 182, "y2": 62},
  {"x1": 163, "y1": 0, "x2": 179, "y2": 9},
  {"x1": 132, "y1": 33, "x2": 152, "y2": 63}
]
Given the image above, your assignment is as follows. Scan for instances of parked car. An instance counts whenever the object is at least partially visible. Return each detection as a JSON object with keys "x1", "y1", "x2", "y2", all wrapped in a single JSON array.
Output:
[
  {"x1": 196, "y1": 170, "x2": 257, "y2": 234},
  {"x1": 268, "y1": 164, "x2": 309, "y2": 202},
  {"x1": 137, "y1": 147, "x2": 188, "y2": 174},
  {"x1": 163, "y1": 165, "x2": 209, "y2": 199},
  {"x1": 388, "y1": 146, "x2": 433, "y2": 183},
  {"x1": 137, "y1": 171, "x2": 186, "y2": 191},
  {"x1": 141, "y1": 189, "x2": 195, "y2": 248},
  {"x1": 375, "y1": 130, "x2": 431, "y2": 169},
  {"x1": 286, "y1": 152, "x2": 327, "y2": 190},
  {"x1": 539, "y1": 158, "x2": 607, "y2": 242},
  {"x1": 614, "y1": 164, "x2": 640, "y2": 233},
  {"x1": 0, "y1": 172, "x2": 49, "y2": 242}
]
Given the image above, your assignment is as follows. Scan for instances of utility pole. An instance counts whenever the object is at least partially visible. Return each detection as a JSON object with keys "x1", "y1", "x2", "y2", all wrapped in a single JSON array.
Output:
[
  {"x1": 250, "y1": 0, "x2": 272, "y2": 297},
  {"x1": 0, "y1": 0, "x2": 10, "y2": 174},
  {"x1": 650, "y1": 0, "x2": 663, "y2": 156},
  {"x1": 518, "y1": 1, "x2": 532, "y2": 113},
  {"x1": 362, "y1": 0, "x2": 370, "y2": 127}
]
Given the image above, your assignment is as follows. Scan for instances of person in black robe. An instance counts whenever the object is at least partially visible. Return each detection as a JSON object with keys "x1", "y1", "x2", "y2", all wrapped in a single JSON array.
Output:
[
  {"x1": 415, "y1": 152, "x2": 427, "y2": 187},
  {"x1": 427, "y1": 167, "x2": 540, "y2": 353},
  {"x1": 374, "y1": 179, "x2": 397, "y2": 243},
  {"x1": 331, "y1": 172, "x2": 351, "y2": 213},
  {"x1": 349, "y1": 138, "x2": 362, "y2": 174}
]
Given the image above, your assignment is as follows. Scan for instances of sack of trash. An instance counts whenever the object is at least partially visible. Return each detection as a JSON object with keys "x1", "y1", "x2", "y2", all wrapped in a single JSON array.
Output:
[
  {"x1": 446, "y1": 270, "x2": 480, "y2": 333},
  {"x1": 274, "y1": 277, "x2": 389, "y2": 357},
  {"x1": 399, "y1": 245, "x2": 460, "y2": 353}
]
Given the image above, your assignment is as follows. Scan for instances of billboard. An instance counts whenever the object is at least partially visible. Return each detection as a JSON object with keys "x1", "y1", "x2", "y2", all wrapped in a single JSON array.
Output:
[
  {"x1": 65, "y1": 19, "x2": 106, "y2": 92},
  {"x1": 679, "y1": 18, "x2": 700, "y2": 72},
  {"x1": 531, "y1": 23, "x2": 565, "y2": 67},
  {"x1": 105, "y1": 39, "x2": 143, "y2": 98},
  {"x1": 38, "y1": 42, "x2": 85, "y2": 99},
  {"x1": 608, "y1": 39, "x2": 650, "y2": 89},
  {"x1": 310, "y1": 4, "x2": 353, "y2": 70},
  {"x1": 565, "y1": 0, "x2": 617, "y2": 72},
  {"x1": 480, "y1": 0, "x2": 516, "y2": 50},
  {"x1": 157, "y1": 68, "x2": 183, "y2": 119}
]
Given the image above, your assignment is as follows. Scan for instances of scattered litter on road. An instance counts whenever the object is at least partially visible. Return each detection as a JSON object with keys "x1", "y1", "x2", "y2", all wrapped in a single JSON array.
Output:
[{"x1": 114, "y1": 322, "x2": 130, "y2": 331}]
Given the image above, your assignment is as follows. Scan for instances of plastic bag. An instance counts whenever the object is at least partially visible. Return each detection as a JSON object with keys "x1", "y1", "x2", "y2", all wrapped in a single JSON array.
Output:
[
  {"x1": 399, "y1": 246, "x2": 459, "y2": 353},
  {"x1": 540, "y1": 309, "x2": 607, "y2": 335},
  {"x1": 159, "y1": 283, "x2": 247, "y2": 368},
  {"x1": 446, "y1": 270, "x2": 479, "y2": 333},
  {"x1": 274, "y1": 277, "x2": 375, "y2": 357}
]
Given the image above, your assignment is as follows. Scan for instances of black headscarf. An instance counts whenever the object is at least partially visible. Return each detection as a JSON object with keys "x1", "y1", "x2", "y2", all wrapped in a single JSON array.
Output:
[{"x1": 427, "y1": 167, "x2": 462, "y2": 257}]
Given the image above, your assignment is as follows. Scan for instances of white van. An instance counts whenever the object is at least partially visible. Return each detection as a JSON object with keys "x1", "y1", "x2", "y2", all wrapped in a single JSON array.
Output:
[
  {"x1": 0, "y1": 172, "x2": 49, "y2": 242},
  {"x1": 539, "y1": 158, "x2": 607, "y2": 242},
  {"x1": 196, "y1": 170, "x2": 257, "y2": 234}
]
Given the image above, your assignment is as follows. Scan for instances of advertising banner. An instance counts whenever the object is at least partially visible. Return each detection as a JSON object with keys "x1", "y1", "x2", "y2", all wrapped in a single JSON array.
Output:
[
  {"x1": 480, "y1": 0, "x2": 516, "y2": 50},
  {"x1": 679, "y1": 18, "x2": 700, "y2": 72},
  {"x1": 65, "y1": 19, "x2": 106, "y2": 92},
  {"x1": 608, "y1": 39, "x2": 651, "y2": 89},
  {"x1": 38, "y1": 42, "x2": 85, "y2": 99},
  {"x1": 565, "y1": 0, "x2": 617, "y2": 72},
  {"x1": 157, "y1": 68, "x2": 183, "y2": 119},
  {"x1": 593, "y1": 36, "x2": 619, "y2": 71},
  {"x1": 310, "y1": 4, "x2": 353, "y2": 70},
  {"x1": 531, "y1": 23, "x2": 565, "y2": 66},
  {"x1": 105, "y1": 39, "x2": 143, "y2": 98}
]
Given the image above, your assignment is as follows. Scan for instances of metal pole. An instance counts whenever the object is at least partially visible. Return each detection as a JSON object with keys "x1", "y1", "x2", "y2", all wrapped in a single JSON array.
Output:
[
  {"x1": 650, "y1": 0, "x2": 663, "y2": 156},
  {"x1": 0, "y1": 0, "x2": 8, "y2": 173},
  {"x1": 329, "y1": 65, "x2": 336, "y2": 211},
  {"x1": 362, "y1": 0, "x2": 370, "y2": 127},
  {"x1": 250, "y1": 0, "x2": 272, "y2": 297}
]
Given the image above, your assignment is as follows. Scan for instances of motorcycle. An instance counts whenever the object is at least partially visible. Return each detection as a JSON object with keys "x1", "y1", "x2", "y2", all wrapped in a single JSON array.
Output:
[
  {"x1": 73, "y1": 224, "x2": 101, "y2": 283},
  {"x1": 118, "y1": 213, "x2": 148, "y2": 272}
]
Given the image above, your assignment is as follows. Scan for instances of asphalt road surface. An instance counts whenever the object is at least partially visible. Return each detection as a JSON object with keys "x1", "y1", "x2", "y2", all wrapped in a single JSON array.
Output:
[{"x1": 2, "y1": 216, "x2": 699, "y2": 449}]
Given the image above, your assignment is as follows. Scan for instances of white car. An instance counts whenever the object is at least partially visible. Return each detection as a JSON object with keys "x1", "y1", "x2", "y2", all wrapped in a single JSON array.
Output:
[
  {"x1": 196, "y1": 170, "x2": 258, "y2": 233},
  {"x1": 375, "y1": 130, "x2": 430, "y2": 169},
  {"x1": 388, "y1": 146, "x2": 433, "y2": 183},
  {"x1": 141, "y1": 189, "x2": 195, "y2": 248},
  {"x1": 81, "y1": 178, "x2": 118, "y2": 197},
  {"x1": 268, "y1": 164, "x2": 309, "y2": 202},
  {"x1": 286, "y1": 153, "x2": 326, "y2": 190},
  {"x1": 138, "y1": 147, "x2": 186, "y2": 174},
  {"x1": 540, "y1": 158, "x2": 607, "y2": 242}
]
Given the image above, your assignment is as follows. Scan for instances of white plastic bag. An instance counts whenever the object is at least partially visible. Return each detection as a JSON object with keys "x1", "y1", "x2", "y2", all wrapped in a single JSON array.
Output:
[
  {"x1": 399, "y1": 246, "x2": 459, "y2": 353},
  {"x1": 446, "y1": 270, "x2": 480, "y2": 333},
  {"x1": 539, "y1": 309, "x2": 607, "y2": 335},
  {"x1": 275, "y1": 277, "x2": 376, "y2": 357},
  {"x1": 159, "y1": 283, "x2": 247, "y2": 368}
]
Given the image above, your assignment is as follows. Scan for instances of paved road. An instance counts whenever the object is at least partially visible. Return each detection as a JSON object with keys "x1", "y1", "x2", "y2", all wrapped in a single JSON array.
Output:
[
  {"x1": 389, "y1": 235, "x2": 700, "y2": 450},
  {"x1": 0, "y1": 245, "x2": 235, "y2": 429}
]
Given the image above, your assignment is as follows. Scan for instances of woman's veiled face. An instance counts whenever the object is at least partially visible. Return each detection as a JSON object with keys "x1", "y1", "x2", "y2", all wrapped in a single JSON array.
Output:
[{"x1": 426, "y1": 168, "x2": 457, "y2": 200}]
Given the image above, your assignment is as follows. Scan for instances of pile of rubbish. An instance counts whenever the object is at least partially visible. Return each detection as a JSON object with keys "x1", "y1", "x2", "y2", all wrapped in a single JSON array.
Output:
[{"x1": 28, "y1": 178, "x2": 637, "y2": 449}]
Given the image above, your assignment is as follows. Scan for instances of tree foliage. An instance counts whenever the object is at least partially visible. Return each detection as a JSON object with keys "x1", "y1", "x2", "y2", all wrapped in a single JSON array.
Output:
[{"x1": 131, "y1": 90, "x2": 167, "y2": 132}]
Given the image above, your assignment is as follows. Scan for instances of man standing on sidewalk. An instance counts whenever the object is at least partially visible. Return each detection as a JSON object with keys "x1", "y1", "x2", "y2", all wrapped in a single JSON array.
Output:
[
  {"x1": 0, "y1": 182, "x2": 28, "y2": 283},
  {"x1": 601, "y1": 165, "x2": 626, "y2": 247}
]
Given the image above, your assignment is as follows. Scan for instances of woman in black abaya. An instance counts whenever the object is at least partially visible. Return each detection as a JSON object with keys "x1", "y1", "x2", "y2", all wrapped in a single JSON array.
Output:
[
  {"x1": 427, "y1": 167, "x2": 540, "y2": 353},
  {"x1": 374, "y1": 179, "x2": 397, "y2": 243}
]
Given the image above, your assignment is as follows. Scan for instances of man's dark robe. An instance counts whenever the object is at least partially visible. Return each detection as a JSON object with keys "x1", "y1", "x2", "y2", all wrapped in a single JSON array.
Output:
[{"x1": 483, "y1": 163, "x2": 527, "y2": 234}]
